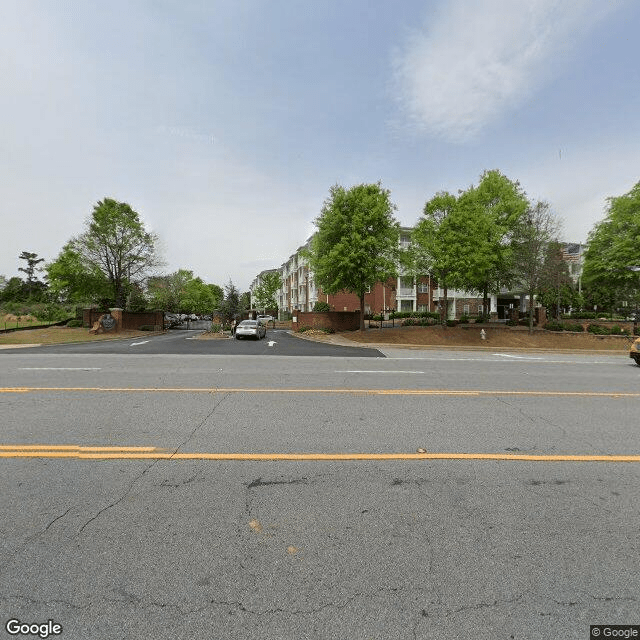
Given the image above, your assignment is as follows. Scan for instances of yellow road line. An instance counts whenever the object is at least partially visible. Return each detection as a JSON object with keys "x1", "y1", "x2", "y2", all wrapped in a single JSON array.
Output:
[
  {"x1": 0, "y1": 387, "x2": 639, "y2": 398},
  {"x1": 0, "y1": 448, "x2": 639, "y2": 462}
]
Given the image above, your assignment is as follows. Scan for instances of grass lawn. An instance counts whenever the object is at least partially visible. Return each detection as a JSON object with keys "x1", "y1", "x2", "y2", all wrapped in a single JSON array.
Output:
[
  {"x1": 0, "y1": 313, "x2": 58, "y2": 331},
  {"x1": 0, "y1": 326, "x2": 160, "y2": 346}
]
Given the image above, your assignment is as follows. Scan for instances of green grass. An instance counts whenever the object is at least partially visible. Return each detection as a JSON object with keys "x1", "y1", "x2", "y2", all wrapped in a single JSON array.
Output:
[{"x1": 0, "y1": 325, "x2": 158, "y2": 346}]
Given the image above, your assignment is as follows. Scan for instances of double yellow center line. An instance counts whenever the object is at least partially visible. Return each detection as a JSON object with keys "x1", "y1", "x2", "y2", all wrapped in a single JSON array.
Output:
[
  {"x1": 1, "y1": 445, "x2": 639, "y2": 462},
  {"x1": 1, "y1": 387, "x2": 640, "y2": 398}
]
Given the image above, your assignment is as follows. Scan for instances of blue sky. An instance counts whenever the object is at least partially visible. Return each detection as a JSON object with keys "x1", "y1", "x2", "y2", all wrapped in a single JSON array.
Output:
[{"x1": 1, "y1": 0, "x2": 639, "y2": 291}]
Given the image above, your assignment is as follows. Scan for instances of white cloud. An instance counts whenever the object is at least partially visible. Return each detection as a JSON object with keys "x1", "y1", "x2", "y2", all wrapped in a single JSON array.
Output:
[{"x1": 394, "y1": 0, "x2": 617, "y2": 142}]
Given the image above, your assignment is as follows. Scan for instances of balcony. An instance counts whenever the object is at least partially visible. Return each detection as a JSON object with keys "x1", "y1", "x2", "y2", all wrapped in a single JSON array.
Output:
[{"x1": 396, "y1": 287, "x2": 416, "y2": 298}]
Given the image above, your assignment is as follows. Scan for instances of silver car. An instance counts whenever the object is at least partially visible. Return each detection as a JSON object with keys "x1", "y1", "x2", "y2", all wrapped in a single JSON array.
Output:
[{"x1": 235, "y1": 319, "x2": 266, "y2": 340}]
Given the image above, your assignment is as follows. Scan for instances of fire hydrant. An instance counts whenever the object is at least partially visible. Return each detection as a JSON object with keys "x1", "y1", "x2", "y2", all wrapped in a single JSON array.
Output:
[{"x1": 480, "y1": 329, "x2": 486, "y2": 341}]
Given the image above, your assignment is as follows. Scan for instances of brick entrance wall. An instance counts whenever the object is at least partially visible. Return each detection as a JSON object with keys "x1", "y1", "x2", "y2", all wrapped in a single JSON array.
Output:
[
  {"x1": 292, "y1": 311, "x2": 360, "y2": 332},
  {"x1": 83, "y1": 309, "x2": 164, "y2": 331}
]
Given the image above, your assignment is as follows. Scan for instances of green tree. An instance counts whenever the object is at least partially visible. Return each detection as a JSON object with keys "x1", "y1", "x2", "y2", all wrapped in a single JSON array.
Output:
[
  {"x1": 536, "y1": 241, "x2": 574, "y2": 320},
  {"x1": 148, "y1": 270, "x2": 223, "y2": 314},
  {"x1": 582, "y1": 181, "x2": 640, "y2": 311},
  {"x1": 220, "y1": 280, "x2": 242, "y2": 326},
  {"x1": 147, "y1": 269, "x2": 194, "y2": 312},
  {"x1": 512, "y1": 201, "x2": 562, "y2": 332},
  {"x1": 62, "y1": 198, "x2": 162, "y2": 308},
  {"x1": 407, "y1": 191, "x2": 460, "y2": 324},
  {"x1": 182, "y1": 278, "x2": 220, "y2": 316},
  {"x1": 307, "y1": 182, "x2": 400, "y2": 331},
  {"x1": 0, "y1": 277, "x2": 28, "y2": 304},
  {"x1": 18, "y1": 251, "x2": 46, "y2": 298},
  {"x1": 252, "y1": 270, "x2": 281, "y2": 313},
  {"x1": 455, "y1": 171, "x2": 529, "y2": 311},
  {"x1": 46, "y1": 242, "x2": 111, "y2": 304}
]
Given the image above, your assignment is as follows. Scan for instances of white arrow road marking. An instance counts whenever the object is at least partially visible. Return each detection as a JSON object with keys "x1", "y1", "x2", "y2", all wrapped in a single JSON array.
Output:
[
  {"x1": 19, "y1": 368, "x2": 102, "y2": 371},
  {"x1": 130, "y1": 341, "x2": 149, "y2": 347},
  {"x1": 494, "y1": 353, "x2": 543, "y2": 360},
  {"x1": 335, "y1": 370, "x2": 425, "y2": 374},
  {"x1": 267, "y1": 341, "x2": 277, "y2": 347}
]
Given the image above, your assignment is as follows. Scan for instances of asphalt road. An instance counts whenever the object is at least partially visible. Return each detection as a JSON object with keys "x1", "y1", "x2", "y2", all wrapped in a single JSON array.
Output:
[
  {"x1": 4, "y1": 329, "x2": 384, "y2": 357},
  {"x1": 1, "y1": 347, "x2": 638, "y2": 639}
]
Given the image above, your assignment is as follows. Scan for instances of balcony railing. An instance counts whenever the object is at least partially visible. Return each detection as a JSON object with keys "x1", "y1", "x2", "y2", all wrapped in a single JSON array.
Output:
[{"x1": 397, "y1": 287, "x2": 415, "y2": 298}]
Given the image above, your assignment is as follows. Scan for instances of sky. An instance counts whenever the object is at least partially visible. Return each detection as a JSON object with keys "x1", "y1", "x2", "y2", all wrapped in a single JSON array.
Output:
[{"x1": 1, "y1": 0, "x2": 639, "y2": 292}]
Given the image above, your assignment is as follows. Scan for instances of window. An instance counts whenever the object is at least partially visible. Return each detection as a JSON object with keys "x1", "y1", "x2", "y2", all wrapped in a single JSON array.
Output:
[
  {"x1": 463, "y1": 304, "x2": 470, "y2": 315},
  {"x1": 400, "y1": 300, "x2": 413, "y2": 312}
]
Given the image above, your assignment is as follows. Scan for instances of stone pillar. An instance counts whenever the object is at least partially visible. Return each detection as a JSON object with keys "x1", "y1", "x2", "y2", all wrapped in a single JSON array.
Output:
[{"x1": 109, "y1": 308, "x2": 123, "y2": 332}]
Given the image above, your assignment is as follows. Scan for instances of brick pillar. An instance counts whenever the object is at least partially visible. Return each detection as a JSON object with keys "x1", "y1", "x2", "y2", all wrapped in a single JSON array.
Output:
[{"x1": 109, "y1": 308, "x2": 123, "y2": 332}]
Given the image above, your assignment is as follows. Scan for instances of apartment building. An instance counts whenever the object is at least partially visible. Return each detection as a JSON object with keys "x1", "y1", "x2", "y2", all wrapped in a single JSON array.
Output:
[{"x1": 252, "y1": 230, "x2": 584, "y2": 321}]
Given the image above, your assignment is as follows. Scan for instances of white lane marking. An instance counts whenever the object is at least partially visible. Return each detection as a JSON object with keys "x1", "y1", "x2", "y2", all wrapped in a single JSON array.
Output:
[
  {"x1": 336, "y1": 370, "x2": 425, "y2": 374},
  {"x1": 381, "y1": 356, "x2": 620, "y2": 364},
  {"x1": 493, "y1": 353, "x2": 543, "y2": 360},
  {"x1": 19, "y1": 368, "x2": 102, "y2": 371},
  {"x1": 130, "y1": 341, "x2": 150, "y2": 346}
]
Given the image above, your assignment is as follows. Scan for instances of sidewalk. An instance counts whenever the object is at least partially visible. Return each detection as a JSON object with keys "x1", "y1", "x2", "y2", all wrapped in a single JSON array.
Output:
[{"x1": 293, "y1": 329, "x2": 629, "y2": 355}]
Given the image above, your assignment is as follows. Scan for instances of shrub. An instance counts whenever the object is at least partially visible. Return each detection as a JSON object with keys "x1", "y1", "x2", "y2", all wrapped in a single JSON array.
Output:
[
  {"x1": 544, "y1": 321, "x2": 565, "y2": 331},
  {"x1": 296, "y1": 326, "x2": 313, "y2": 333},
  {"x1": 458, "y1": 314, "x2": 470, "y2": 324},
  {"x1": 446, "y1": 319, "x2": 458, "y2": 327},
  {"x1": 66, "y1": 319, "x2": 83, "y2": 328},
  {"x1": 313, "y1": 301, "x2": 331, "y2": 312},
  {"x1": 320, "y1": 327, "x2": 335, "y2": 334},
  {"x1": 609, "y1": 324, "x2": 628, "y2": 335},
  {"x1": 587, "y1": 324, "x2": 610, "y2": 335},
  {"x1": 210, "y1": 323, "x2": 223, "y2": 333},
  {"x1": 564, "y1": 323, "x2": 584, "y2": 332}
]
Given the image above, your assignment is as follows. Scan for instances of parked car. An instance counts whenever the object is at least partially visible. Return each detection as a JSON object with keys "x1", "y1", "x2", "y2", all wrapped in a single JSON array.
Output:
[
  {"x1": 257, "y1": 314, "x2": 274, "y2": 324},
  {"x1": 630, "y1": 337, "x2": 640, "y2": 365},
  {"x1": 235, "y1": 320, "x2": 266, "y2": 340}
]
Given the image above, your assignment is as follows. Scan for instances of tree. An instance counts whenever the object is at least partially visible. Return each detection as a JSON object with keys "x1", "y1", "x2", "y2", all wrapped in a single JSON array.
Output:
[
  {"x1": 46, "y1": 242, "x2": 111, "y2": 304},
  {"x1": 252, "y1": 270, "x2": 281, "y2": 313},
  {"x1": 182, "y1": 278, "x2": 221, "y2": 316},
  {"x1": 219, "y1": 280, "x2": 242, "y2": 326},
  {"x1": 454, "y1": 171, "x2": 529, "y2": 312},
  {"x1": 582, "y1": 181, "x2": 640, "y2": 311},
  {"x1": 147, "y1": 269, "x2": 194, "y2": 312},
  {"x1": 0, "y1": 277, "x2": 28, "y2": 304},
  {"x1": 307, "y1": 182, "x2": 400, "y2": 331},
  {"x1": 407, "y1": 191, "x2": 460, "y2": 324},
  {"x1": 147, "y1": 270, "x2": 223, "y2": 314},
  {"x1": 512, "y1": 201, "x2": 562, "y2": 332},
  {"x1": 536, "y1": 241, "x2": 574, "y2": 319},
  {"x1": 60, "y1": 198, "x2": 162, "y2": 308},
  {"x1": 18, "y1": 251, "x2": 46, "y2": 298}
]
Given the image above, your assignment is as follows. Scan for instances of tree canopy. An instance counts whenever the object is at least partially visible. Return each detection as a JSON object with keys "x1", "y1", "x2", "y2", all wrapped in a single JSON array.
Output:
[
  {"x1": 582, "y1": 181, "x2": 640, "y2": 309},
  {"x1": 511, "y1": 200, "x2": 562, "y2": 332},
  {"x1": 47, "y1": 198, "x2": 163, "y2": 308},
  {"x1": 308, "y1": 182, "x2": 400, "y2": 330},
  {"x1": 252, "y1": 270, "x2": 281, "y2": 313}
]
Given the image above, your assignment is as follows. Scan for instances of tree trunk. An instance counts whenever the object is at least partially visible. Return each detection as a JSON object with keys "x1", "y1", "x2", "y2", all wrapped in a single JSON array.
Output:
[
  {"x1": 528, "y1": 290, "x2": 535, "y2": 334},
  {"x1": 359, "y1": 293, "x2": 366, "y2": 331},
  {"x1": 442, "y1": 284, "x2": 448, "y2": 327}
]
